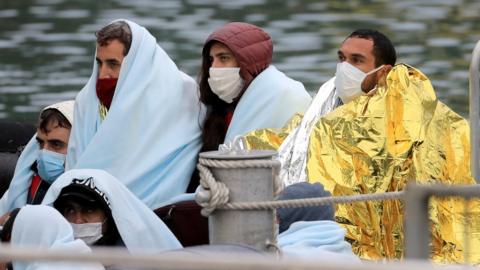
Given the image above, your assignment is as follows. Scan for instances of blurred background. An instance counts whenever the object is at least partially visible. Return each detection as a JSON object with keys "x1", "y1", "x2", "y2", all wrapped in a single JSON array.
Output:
[{"x1": 1, "y1": 0, "x2": 479, "y2": 123}]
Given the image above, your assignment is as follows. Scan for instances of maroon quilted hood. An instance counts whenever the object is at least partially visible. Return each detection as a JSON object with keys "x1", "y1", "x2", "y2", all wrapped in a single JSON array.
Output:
[{"x1": 202, "y1": 22, "x2": 273, "y2": 86}]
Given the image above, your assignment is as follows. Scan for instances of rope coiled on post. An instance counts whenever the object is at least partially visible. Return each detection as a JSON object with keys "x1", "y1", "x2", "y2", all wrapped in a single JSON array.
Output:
[
  {"x1": 196, "y1": 157, "x2": 404, "y2": 216},
  {"x1": 196, "y1": 157, "x2": 281, "y2": 216}
]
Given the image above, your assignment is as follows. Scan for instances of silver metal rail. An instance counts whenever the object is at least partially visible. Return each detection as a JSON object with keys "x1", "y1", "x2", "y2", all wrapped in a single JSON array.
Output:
[
  {"x1": 469, "y1": 40, "x2": 480, "y2": 182},
  {"x1": 404, "y1": 183, "x2": 480, "y2": 260},
  {"x1": 0, "y1": 244, "x2": 475, "y2": 270}
]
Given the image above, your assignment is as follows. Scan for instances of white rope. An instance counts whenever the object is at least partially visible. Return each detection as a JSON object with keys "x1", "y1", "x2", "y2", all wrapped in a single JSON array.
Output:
[
  {"x1": 196, "y1": 157, "x2": 404, "y2": 216},
  {"x1": 197, "y1": 162, "x2": 229, "y2": 216},
  {"x1": 199, "y1": 158, "x2": 281, "y2": 169},
  {"x1": 221, "y1": 191, "x2": 404, "y2": 210}
]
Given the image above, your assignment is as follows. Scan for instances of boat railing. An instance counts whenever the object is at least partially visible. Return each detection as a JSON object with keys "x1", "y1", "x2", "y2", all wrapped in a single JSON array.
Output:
[
  {"x1": 0, "y1": 242, "x2": 476, "y2": 270},
  {"x1": 470, "y1": 39, "x2": 480, "y2": 182},
  {"x1": 2, "y1": 153, "x2": 480, "y2": 266}
]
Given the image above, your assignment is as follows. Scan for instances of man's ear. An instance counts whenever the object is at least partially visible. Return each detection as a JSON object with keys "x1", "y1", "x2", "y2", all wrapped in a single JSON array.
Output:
[
  {"x1": 382, "y1": 64, "x2": 393, "y2": 77},
  {"x1": 377, "y1": 64, "x2": 392, "y2": 81},
  {"x1": 377, "y1": 64, "x2": 392, "y2": 88}
]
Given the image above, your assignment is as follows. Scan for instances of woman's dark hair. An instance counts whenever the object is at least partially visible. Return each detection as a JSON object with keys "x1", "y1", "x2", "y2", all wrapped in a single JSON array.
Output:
[
  {"x1": 1, "y1": 208, "x2": 20, "y2": 243},
  {"x1": 198, "y1": 41, "x2": 233, "y2": 152},
  {"x1": 96, "y1": 21, "x2": 132, "y2": 56},
  {"x1": 347, "y1": 29, "x2": 397, "y2": 67},
  {"x1": 38, "y1": 109, "x2": 71, "y2": 133}
]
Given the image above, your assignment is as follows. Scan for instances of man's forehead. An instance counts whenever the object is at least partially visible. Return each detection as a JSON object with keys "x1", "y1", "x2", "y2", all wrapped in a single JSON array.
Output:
[
  {"x1": 95, "y1": 39, "x2": 125, "y2": 56},
  {"x1": 339, "y1": 37, "x2": 374, "y2": 57},
  {"x1": 37, "y1": 124, "x2": 70, "y2": 137}
]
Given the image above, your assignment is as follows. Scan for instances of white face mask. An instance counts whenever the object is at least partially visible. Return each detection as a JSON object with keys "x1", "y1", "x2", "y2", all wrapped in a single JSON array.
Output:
[
  {"x1": 334, "y1": 62, "x2": 384, "y2": 103},
  {"x1": 208, "y1": 67, "x2": 244, "y2": 103},
  {"x1": 70, "y1": 222, "x2": 103, "y2": 245}
]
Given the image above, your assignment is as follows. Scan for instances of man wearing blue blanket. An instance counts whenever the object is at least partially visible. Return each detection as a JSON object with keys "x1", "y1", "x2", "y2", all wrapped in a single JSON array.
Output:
[{"x1": 66, "y1": 20, "x2": 204, "y2": 209}]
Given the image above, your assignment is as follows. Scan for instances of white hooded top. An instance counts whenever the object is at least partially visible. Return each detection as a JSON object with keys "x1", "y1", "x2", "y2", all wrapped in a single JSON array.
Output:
[
  {"x1": 0, "y1": 100, "x2": 74, "y2": 215},
  {"x1": 41, "y1": 169, "x2": 182, "y2": 253},
  {"x1": 11, "y1": 205, "x2": 104, "y2": 270}
]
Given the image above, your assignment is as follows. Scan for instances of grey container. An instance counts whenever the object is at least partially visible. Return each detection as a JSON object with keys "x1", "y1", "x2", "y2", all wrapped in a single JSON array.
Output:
[{"x1": 199, "y1": 150, "x2": 278, "y2": 252}]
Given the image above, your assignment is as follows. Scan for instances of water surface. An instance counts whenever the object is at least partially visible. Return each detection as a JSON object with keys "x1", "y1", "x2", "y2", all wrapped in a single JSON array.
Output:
[{"x1": 1, "y1": 0, "x2": 479, "y2": 122}]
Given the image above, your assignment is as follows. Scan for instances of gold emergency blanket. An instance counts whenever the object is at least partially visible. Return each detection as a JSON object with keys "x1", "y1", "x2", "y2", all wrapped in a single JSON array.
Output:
[{"x1": 243, "y1": 64, "x2": 479, "y2": 263}]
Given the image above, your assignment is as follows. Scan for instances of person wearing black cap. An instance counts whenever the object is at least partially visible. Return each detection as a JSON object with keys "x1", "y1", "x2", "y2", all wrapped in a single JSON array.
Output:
[
  {"x1": 53, "y1": 177, "x2": 121, "y2": 246},
  {"x1": 42, "y1": 169, "x2": 181, "y2": 253}
]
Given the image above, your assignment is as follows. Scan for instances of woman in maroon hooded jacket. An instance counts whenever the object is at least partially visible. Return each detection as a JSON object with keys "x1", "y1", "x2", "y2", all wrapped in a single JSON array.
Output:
[{"x1": 198, "y1": 22, "x2": 312, "y2": 152}]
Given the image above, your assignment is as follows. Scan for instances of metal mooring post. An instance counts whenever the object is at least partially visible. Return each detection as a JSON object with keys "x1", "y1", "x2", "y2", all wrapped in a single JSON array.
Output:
[{"x1": 199, "y1": 150, "x2": 278, "y2": 252}]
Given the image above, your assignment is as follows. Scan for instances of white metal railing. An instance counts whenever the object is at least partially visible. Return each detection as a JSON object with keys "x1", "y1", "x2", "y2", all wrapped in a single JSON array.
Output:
[
  {"x1": 0, "y1": 244, "x2": 476, "y2": 270},
  {"x1": 469, "y1": 40, "x2": 480, "y2": 182},
  {"x1": 1, "y1": 184, "x2": 480, "y2": 268}
]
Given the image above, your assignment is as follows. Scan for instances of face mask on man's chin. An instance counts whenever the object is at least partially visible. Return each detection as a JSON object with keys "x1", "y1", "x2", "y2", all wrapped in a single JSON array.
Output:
[{"x1": 334, "y1": 62, "x2": 384, "y2": 104}]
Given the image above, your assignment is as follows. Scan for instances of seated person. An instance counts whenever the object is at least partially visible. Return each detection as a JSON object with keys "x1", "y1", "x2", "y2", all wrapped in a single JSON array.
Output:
[
  {"x1": 0, "y1": 100, "x2": 74, "y2": 215},
  {"x1": 277, "y1": 182, "x2": 358, "y2": 261},
  {"x1": 1, "y1": 205, "x2": 104, "y2": 270},
  {"x1": 198, "y1": 22, "x2": 311, "y2": 152},
  {"x1": 41, "y1": 168, "x2": 181, "y2": 252},
  {"x1": 53, "y1": 182, "x2": 120, "y2": 246},
  {"x1": 66, "y1": 20, "x2": 203, "y2": 210},
  {"x1": 278, "y1": 29, "x2": 396, "y2": 185},
  {"x1": 242, "y1": 29, "x2": 475, "y2": 263},
  {"x1": 277, "y1": 183, "x2": 335, "y2": 233}
]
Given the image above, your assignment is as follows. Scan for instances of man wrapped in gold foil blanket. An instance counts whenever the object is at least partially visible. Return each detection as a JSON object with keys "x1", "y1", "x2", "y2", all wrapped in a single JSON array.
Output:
[{"x1": 242, "y1": 32, "x2": 477, "y2": 262}]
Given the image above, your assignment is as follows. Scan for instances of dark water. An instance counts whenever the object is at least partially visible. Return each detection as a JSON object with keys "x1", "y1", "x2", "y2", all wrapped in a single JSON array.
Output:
[{"x1": 1, "y1": 0, "x2": 479, "y2": 123}]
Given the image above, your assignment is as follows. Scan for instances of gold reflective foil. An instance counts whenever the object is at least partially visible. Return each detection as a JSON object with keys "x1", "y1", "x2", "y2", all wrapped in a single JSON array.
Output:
[
  {"x1": 244, "y1": 113, "x2": 302, "y2": 150},
  {"x1": 244, "y1": 64, "x2": 478, "y2": 263}
]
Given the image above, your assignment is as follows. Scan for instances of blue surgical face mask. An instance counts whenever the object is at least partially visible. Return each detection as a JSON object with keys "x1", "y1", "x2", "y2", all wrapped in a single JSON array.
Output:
[{"x1": 36, "y1": 149, "x2": 66, "y2": 183}]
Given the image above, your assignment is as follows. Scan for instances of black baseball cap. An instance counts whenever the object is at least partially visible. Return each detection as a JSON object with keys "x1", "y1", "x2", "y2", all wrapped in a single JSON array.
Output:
[{"x1": 54, "y1": 180, "x2": 111, "y2": 213}]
